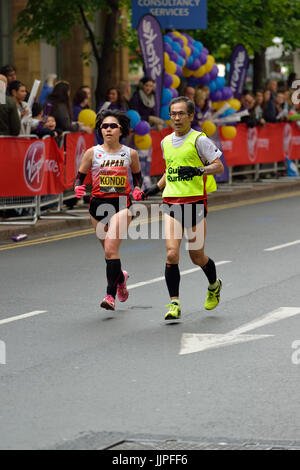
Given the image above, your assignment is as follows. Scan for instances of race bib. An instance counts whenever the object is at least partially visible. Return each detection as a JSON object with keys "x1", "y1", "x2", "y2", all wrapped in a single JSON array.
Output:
[{"x1": 99, "y1": 167, "x2": 127, "y2": 194}]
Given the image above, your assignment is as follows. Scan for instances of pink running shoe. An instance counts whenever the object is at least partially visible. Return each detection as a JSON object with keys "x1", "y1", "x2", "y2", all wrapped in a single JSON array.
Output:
[
  {"x1": 117, "y1": 271, "x2": 129, "y2": 302},
  {"x1": 100, "y1": 295, "x2": 116, "y2": 311}
]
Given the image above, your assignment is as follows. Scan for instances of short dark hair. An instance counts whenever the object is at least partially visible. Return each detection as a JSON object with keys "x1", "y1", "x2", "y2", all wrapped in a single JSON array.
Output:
[
  {"x1": 32, "y1": 102, "x2": 43, "y2": 118},
  {"x1": 8, "y1": 80, "x2": 25, "y2": 95},
  {"x1": 169, "y1": 96, "x2": 195, "y2": 115},
  {"x1": 96, "y1": 109, "x2": 130, "y2": 140},
  {"x1": 0, "y1": 64, "x2": 16, "y2": 76}
]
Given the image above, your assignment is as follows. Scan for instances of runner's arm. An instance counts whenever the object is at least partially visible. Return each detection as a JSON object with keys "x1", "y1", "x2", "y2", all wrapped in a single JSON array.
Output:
[
  {"x1": 78, "y1": 148, "x2": 94, "y2": 175},
  {"x1": 130, "y1": 149, "x2": 142, "y2": 189}
]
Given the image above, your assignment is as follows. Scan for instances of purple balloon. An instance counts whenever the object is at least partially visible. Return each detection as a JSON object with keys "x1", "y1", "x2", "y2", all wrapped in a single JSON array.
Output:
[
  {"x1": 134, "y1": 120, "x2": 151, "y2": 136},
  {"x1": 164, "y1": 73, "x2": 173, "y2": 88},
  {"x1": 170, "y1": 88, "x2": 178, "y2": 98},
  {"x1": 202, "y1": 47, "x2": 209, "y2": 55},
  {"x1": 164, "y1": 43, "x2": 173, "y2": 55},
  {"x1": 193, "y1": 125, "x2": 202, "y2": 132},
  {"x1": 180, "y1": 49, "x2": 187, "y2": 59},
  {"x1": 176, "y1": 65, "x2": 182, "y2": 76},
  {"x1": 210, "y1": 65, "x2": 219, "y2": 80},
  {"x1": 189, "y1": 58, "x2": 201, "y2": 71},
  {"x1": 169, "y1": 51, "x2": 179, "y2": 63},
  {"x1": 202, "y1": 73, "x2": 211, "y2": 84},
  {"x1": 210, "y1": 90, "x2": 223, "y2": 101},
  {"x1": 222, "y1": 86, "x2": 234, "y2": 100},
  {"x1": 173, "y1": 37, "x2": 184, "y2": 48}
]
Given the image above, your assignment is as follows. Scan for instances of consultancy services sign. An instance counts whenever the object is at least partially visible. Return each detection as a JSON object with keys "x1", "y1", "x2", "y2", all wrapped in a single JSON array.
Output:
[{"x1": 132, "y1": 0, "x2": 207, "y2": 30}]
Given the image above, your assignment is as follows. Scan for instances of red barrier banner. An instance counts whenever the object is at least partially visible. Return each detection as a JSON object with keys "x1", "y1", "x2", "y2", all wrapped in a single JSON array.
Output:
[
  {"x1": 64, "y1": 133, "x2": 94, "y2": 188},
  {"x1": 150, "y1": 127, "x2": 172, "y2": 176},
  {"x1": 220, "y1": 122, "x2": 300, "y2": 166},
  {"x1": 0, "y1": 137, "x2": 65, "y2": 197}
]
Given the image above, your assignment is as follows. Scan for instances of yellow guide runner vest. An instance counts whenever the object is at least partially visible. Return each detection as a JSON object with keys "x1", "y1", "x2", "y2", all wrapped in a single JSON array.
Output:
[{"x1": 162, "y1": 130, "x2": 217, "y2": 199}]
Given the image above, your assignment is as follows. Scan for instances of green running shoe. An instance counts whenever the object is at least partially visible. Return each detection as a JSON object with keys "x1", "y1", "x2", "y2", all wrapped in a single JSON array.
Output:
[
  {"x1": 205, "y1": 279, "x2": 222, "y2": 310},
  {"x1": 165, "y1": 301, "x2": 181, "y2": 321}
]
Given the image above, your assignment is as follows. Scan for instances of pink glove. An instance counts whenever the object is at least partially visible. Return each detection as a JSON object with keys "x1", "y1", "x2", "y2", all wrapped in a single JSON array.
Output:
[
  {"x1": 74, "y1": 185, "x2": 86, "y2": 199},
  {"x1": 132, "y1": 188, "x2": 144, "y2": 201}
]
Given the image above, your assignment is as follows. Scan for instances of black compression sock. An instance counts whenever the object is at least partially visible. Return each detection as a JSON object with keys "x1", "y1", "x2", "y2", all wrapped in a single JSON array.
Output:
[
  {"x1": 165, "y1": 264, "x2": 180, "y2": 298},
  {"x1": 106, "y1": 259, "x2": 124, "y2": 298},
  {"x1": 201, "y1": 258, "x2": 217, "y2": 285}
]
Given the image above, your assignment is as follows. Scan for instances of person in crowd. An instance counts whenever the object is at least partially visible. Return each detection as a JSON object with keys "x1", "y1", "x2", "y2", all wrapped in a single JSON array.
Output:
[
  {"x1": 73, "y1": 109, "x2": 143, "y2": 311},
  {"x1": 79, "y1": 85, "x2": 92, "y2": 106},
  {"x1": 46, "y1": 81, "x2": 92, "y2": 134},
  {"x1": 141, "y1": 97, "x2": 224, "y2": 321},
  {"x1": 193, "y1": 88, "x2": 211, "y2": 127},
  {"x1": 0, "y1": 74, "x2": 21, "y2": 136},
  {"x1": 129, "y1": 77, "x2": 164, "y2": 128},
  {"x1": 8, "y1": 80, "x2": 33, "y2": 135},
  {"x1": 72, "y1": 88, "x2": 89, "y2": 121},
  {"x1": 119, "y1": 80, "x2": 132, "y2": 110},
  {"x1": 269, "y1": 63, "x2": 284, "y2": 82},
  {"x1": 241, "y1": 92, "x2": 259, "y2": 127},
  {"x1": 31, "y1": 103, "x2": 62, "y2": 141},
  {"x1": 98, "y1": 87, "x2": 126, "y2": 114},
  {"x1": 253, "y1": 90, "x2": 266, "y2": 126},
  {"x1": 0, "y1": 65, "x2": 17, "y2": 93},
  {"x1": 184, "y1": 86, "x2": 196, "y2": 103},
  {"x1": 38, "y1": 74, "x2": 57, "y2": 105},
  {"x1": 264, "y1": 91, "x2": 288, "y2": 122}
]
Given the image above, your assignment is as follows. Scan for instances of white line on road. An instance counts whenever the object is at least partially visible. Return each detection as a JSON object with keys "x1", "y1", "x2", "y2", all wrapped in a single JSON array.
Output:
[
  {"x1": 264, "y1": 240, "x2": 300, "y2": 252},
  {"x1": 127, "y1": 260, "x2": 232, "y2": 290},
  {"x1": 0, "y1": 311, "x2": 48, "y2": 327}
]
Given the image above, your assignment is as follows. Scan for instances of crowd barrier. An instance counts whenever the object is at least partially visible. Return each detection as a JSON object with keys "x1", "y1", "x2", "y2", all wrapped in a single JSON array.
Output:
[
  {"x1": 150, "y1": 122, "x2": 300, "y2": 183},
  {"x1": 1, "y1": 122, "x2": 299, "y2": 224}
]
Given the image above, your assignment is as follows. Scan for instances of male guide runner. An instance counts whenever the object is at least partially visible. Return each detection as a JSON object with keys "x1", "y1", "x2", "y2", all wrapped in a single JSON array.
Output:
[{"x1": 143, "y1": 96, "x2": 224, "y2": 321}]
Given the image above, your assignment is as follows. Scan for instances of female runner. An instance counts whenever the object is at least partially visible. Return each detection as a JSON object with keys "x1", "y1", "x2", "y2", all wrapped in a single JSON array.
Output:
[{"x1": 73, "y1": 109, "x2": 143, "y2": 311}]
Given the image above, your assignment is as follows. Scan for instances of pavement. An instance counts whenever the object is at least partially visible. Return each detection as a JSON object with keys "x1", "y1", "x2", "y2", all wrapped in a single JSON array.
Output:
[{"x1": 0, "y1": 177, "x2": 299, "y2": 242}]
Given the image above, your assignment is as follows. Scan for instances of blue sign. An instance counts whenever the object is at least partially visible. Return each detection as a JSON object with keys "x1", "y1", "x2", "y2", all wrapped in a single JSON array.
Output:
[{"x1": 132, "y1": 0, "x2": 207, "y2": 30}]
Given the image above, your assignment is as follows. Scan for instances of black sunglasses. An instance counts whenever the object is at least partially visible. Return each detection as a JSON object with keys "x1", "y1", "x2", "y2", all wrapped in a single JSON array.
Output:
[{"x1": 101, "y1": 123, "x2": 121, "y2": 130}]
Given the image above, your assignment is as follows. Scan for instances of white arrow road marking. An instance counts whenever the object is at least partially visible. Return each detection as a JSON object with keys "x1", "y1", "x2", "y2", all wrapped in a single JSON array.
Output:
[
  {"x1": 0, "y1": 311, "x2": 48, "y2": 326},
  {"x1": 180, "y1": 307, "x2": 300, "y2": 355}
]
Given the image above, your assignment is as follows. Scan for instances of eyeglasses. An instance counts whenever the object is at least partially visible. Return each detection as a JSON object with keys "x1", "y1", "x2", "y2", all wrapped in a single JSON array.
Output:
[
  {"x1": 101, "y1": 123, "x2": 121, "y2": 129},
  {"x1": 170, "y1": 112, "x2": 189, "y2": 119}
]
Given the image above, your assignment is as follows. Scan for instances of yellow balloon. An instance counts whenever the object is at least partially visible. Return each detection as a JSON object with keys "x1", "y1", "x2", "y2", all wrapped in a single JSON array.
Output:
[
  {"x1": 165, "y1": 120, "x2": 172, "y2": 127},
  {"x1": 179, "y1": 34, "x2": 188, "y2": 47},
  {"x1": 214, "y1": 100, "x2": 227, "y2": 111},
  {"x1": 184, "y1": 45, "x2": 191, "y2": 58},
  {"x1": 165, "y1": 60, "x2": 177, "y2": 75},
  {"x1": 201, "y1": 120, "x2": 217, "y2": 137},
  {"x1": 221, "y1": 126, "x2": 237, "y2": 139},
  {"x1": 164, "y1": 52, "x2": 170, "y2": 64},
  {"x1": 211, "y1": 102, "x2": 219, "y2": 110},
  {"x1": 134, "y1": 133, "x2": 152, "y2": 150},
  {"x1": 227, "y1": 98, "x2": 241, "y2": 111},
  {"x1": 205, "y1": 55, "x2": 215, "y2": 73},
  {"x1": 171, "y1": 74, "x2": 180, "y2": 89},
  {"x1": 182, "y1": 67, "x2": 193, "y2": 78},
  {"x1": 78, "y1": 109, "x2": 97, "y2": 129},
  {"x1": 193, "y1": 65, "x2": 206, "y2": 78}
]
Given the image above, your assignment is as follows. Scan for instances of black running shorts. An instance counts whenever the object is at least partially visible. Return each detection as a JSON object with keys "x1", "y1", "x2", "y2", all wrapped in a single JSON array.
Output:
[
  {"x1": 89, "y1": 196, "x2": 133, "y2": 224},
  {"x1": 163, "y1": 201, "x2": 207, "y2": 229}
]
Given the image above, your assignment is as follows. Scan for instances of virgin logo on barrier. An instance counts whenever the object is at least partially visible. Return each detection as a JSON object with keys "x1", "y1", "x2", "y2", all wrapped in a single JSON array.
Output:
[
  {"x1": 76, "y1": 136, "x2": 86, "y2": 172},
  {"x1": 247, "y1": 127, "x2": 258, "y2": 163},
  {"x1": 283, "y1": 123, "x2": 293, "y2": 157},
  {"x1": 24, "y1": 141, "x2": 46, "y2": 192}
]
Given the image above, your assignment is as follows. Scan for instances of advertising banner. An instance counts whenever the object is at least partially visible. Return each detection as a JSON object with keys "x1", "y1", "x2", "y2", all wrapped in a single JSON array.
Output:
[
  {"x1": 132, "y1": 0, "x2": 207, "y2": 30},
  {"x1": 0, "y1": 137, "x2": 64, "y2": 197},
  {"x1": 228, "y1": 45, "x2": 249, "y2": 100},
  {"x1": 138, "y1": 14, "x2": 164, "y2": 117}
]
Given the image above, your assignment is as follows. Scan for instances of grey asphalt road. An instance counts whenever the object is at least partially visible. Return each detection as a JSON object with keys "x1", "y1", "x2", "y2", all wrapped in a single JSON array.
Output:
[{"x1": 0, "y1": 195, "x2": 300, "y2": 450}]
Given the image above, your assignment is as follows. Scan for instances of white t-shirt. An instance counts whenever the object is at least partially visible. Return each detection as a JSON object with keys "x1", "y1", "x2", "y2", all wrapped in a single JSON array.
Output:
[{"x1": 162, "y1": 129, "x2": 222, "y2": 164}]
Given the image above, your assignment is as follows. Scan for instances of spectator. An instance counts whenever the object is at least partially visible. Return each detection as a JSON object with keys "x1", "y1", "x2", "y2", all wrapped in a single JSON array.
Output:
[
  {"x1": 269, "y1": 63, "x2": 284, "y2": 82},
  {"x1": 241, "y1": 92, "x2": 258, "y2": 127},
  {"x1": 253, "y1": 90, "x2": 266, "y2": 126},
  {"x1": 129, "y1": 77, "x2": 164, "y2": 129},
  {"x1": 72, "y1": 88, "x2": 89, "y2": 121},
  {"x1": 46, "y1": 81, "x2": 89, "y2": 133},
  {"x1": 79, "y1": 85, "x2": 92, "y2": 106},
  {"x1": 264, "y1": 91, "x2": 288, "y2": 122},
  {"x1": 98, "y1": 87, "x2": 126, "y2": 114},
  {"x1": 8, "y1": 80, "x2": 33, "y2": 135},
  {"x1": 38, "y1": 74, "x2": 57, "y2": 105},
  {"x1": 193, "y1": 88, "x2": 211, "y2": 128},
  {"x1": 184, "y1": 86, "x2": 195, "y2": 102},
  {"x1": 119, "y1": 80, "x2": 132, "y2": 110},
  {"x1": 0, "y1": 74, "x2": 21, "y2": 136},
  {"x1": 0, "y1": 65, "x2": 17, "y2": 93}
]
